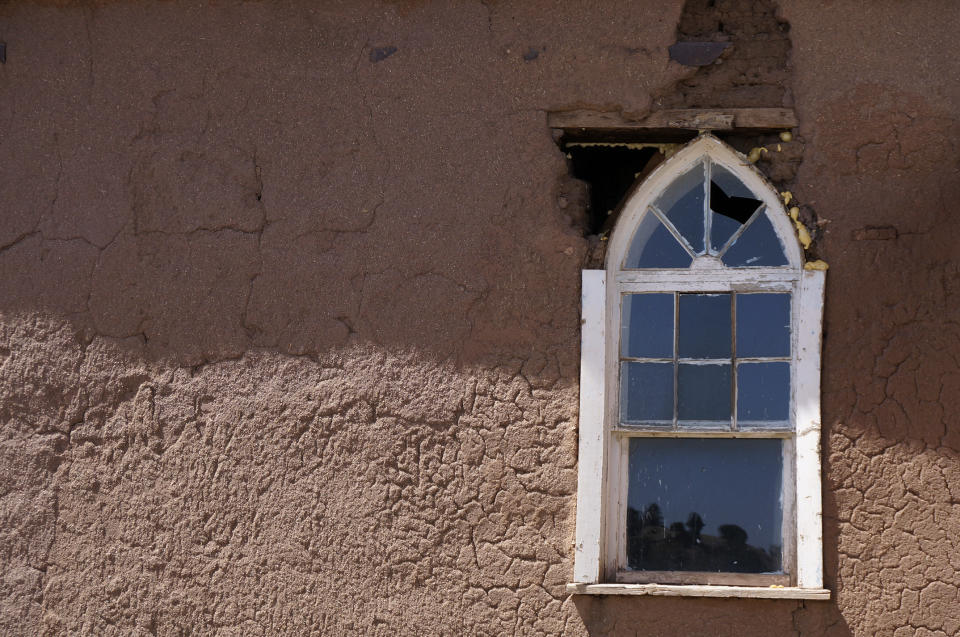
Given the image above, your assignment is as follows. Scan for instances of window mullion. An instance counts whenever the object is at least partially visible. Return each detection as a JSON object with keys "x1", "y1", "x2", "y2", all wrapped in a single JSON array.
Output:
[
  {"x1": 704, "y1": 159, "x2": 713, "y2": 255},
  {"x1": 673, "y1": 292, "x2": 679, "y2": 431},
  {"x1": 732, "y1": 291, "x2": 738, "y2": 432}
]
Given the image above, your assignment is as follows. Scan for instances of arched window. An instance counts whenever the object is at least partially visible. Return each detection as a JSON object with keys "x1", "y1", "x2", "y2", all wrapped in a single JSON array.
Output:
[{"x1": 570, "y1": 135, "x2": 828, "y2": 599}]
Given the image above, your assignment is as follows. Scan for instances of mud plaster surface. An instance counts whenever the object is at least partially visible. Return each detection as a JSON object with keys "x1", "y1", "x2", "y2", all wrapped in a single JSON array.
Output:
[{"x1": 1, "y1": 1, "x2": 960, "y2": 635}]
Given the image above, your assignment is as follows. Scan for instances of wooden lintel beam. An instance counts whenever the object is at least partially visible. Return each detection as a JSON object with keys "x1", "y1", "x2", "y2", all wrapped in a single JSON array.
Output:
[{"x1": 547, "y1": 108, "x2": 798, "y2": 133}]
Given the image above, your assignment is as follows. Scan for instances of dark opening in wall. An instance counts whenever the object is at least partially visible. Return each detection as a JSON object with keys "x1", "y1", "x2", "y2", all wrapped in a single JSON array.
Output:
[
  {"x1": 560, "y1": 130, "x2": 796, "y2": 239},
  {"x1": 563, "y1": 144, "x2": 661, "y2": 236},
  {"x1": 555, "y1": 123, "x2": 807, "y2": 268}
]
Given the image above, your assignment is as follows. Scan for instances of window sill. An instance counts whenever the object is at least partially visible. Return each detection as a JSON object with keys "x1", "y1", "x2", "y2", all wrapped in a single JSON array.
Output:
[{"x1": 566, "y1": 583, "x2": 830, "y2": 600}]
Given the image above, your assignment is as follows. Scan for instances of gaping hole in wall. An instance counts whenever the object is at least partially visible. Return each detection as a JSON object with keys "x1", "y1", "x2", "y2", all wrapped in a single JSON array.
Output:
[
  {"x1": 563, "y1": 144, "x2": 665, "y2": 237},
  {"x1": 555, "y1": 129, "x2": 818, "y2": 268}
]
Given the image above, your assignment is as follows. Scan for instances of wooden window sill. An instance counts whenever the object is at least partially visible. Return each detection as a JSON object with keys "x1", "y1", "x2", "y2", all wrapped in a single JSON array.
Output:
[{"x1": 566, "y1": 583, "x2": 830, "y2": 600}]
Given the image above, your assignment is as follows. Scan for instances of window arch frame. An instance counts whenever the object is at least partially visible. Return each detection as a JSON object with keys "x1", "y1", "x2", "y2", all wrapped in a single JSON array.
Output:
[{"x1": 571, "y1": 134, "x2": 828, "y2": 599}]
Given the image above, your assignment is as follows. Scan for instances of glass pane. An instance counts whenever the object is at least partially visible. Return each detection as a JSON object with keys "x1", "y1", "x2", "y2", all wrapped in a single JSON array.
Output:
[
  {"x1": 622, "y1": 294, "x2": 674, "y2": 359},
  {"x1": 655, "y1": 162, "x2": 705, "y2": 254},
  {"x1": 711, "y1": 162, "x2": 757, "y2": 200},
  {"x1": 709, "y1": 164, "x2": 762, "y2": 253},
  {"x1": 737, "y1": 362, "x2": 790, "y2": 424},
  {"x1": 620, "y1": 362, "x2": 674, "y2": 425},
  {"x1": 737, "y1": 294, "x2": 791, "y2": 358},
  {"x1": 626, "y1": 438, "x2": 783, "y2": 573},
  {"x1": 623, "y1": 210, "x2": 693, "y2": 269},
  {"x1": 678, "y1": 363, "x2": 731, "y2": 425},
  {"x1": 678, "y1": 294, "x2": 731, "y2": 359},
  {"x1": 721, "y1": 211, "x2": 789, "y2": 267}
]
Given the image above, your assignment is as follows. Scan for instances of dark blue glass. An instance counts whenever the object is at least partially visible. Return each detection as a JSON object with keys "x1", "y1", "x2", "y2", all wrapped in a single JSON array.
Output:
[
  {"x1": 655, "y1": 163, "x2": 706, "y2": 254},
  {"x1": 737, "y1": 362, "x2": 790, "y2": 424},
  {"x1": 737, "y1": 294, "x2": 791, "y2": 358},
  {"x1": 678, "y1": 294, "x2": 731, "y2": 359},
  {"x1": 678, "y1": 363, "x2": 731, "y2": 425},
  {"x1": 626, "y1": 438, "x2": 783, "y2": 573},
  {"x1": 623, "y1": 211, "x2": 693, "y2": 269},
  {"x1": 620, "y1": 362, "x2": 674, "y2": 425},
  {"x1": 721, "y1": 211, "x2": 788, "y2": 267},
  {"x1": 622, "y1": 294, "x2": 674, "y2": 359}
]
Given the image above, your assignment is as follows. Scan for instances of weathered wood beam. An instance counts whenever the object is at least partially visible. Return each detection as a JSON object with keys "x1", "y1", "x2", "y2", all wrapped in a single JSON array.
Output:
[{"x1": 548, "y1": 108, "x2": 797, "y2": 134}]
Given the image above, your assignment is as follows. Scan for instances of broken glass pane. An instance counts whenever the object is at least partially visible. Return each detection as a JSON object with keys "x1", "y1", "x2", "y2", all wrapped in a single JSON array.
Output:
[
  {"x1": 620, "y1": 362, "x2": 674, "y2": 425},
  {"x1": 709, "y1": 164, "x2": 763, "y2": 253},
  {"x1": 737, "y1": 362, "x2": 790, "y2": 424},
  {"x1": 622, "y1": 294, "x2": 674, "y2": 359},
  {"x1": 678, "y1": 363, "x2": 731, "y2": 425},
  {"x1": 711, "y1": 162, "x2": 757, "y2": 200},
  {"x1": 655, "y1": 162, "x2": 706, "y2": 254},
  {"x1": 623, "y1": 210, "x2": 694, "y2": 269},
  {"x1": 721, "y1": 211, "x2": 789, "y2": 267},
  {"x1": 626, "y1": 438, "x2": 783, "y2": 572},
  {"x1": 678, "y1": 293, "x2": 731, "y2": 359},
  {"x1": 737, "y1": 293, "x2": 791, "y2": 358}
]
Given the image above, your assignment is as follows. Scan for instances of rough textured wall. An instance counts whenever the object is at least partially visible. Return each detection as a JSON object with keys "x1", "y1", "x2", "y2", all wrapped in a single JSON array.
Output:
[
  {"x1": 657, "y1": 0, "x2": 791, "y2": 108},
  {"x1": 0, "y1": 2, "x2": 685, "y2": 634},
  {"x1": 783, "y1": 2, "x2": 960, "y2": 635},
  {"x1": 1, "y1": 1, "x2": 960, "y2": 636}
]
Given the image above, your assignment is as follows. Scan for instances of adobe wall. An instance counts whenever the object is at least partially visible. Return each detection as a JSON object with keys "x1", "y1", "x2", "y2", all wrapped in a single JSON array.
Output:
[{"x1": 1, "y1": 1, "x2": 959, "y2": 635}]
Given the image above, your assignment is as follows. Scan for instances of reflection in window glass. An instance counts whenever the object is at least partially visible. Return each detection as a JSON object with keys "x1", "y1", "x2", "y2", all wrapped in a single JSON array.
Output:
[
  {"x1": 737, "y1": 294, "x2": 791, "y2": 358},
  {"x1": 622, "y1": 294, "x2": 674, "y2": 359},
  {"x1": 655, "y1": 163, "x2": 706, "y2": 254},
  {"x1": 626, "y1": 438, "x2": 783, "y2": 573},
  {"x1": 721, "y1": 212, "x2": 788, "y2": 267},
  {"x1": 623, "y1": 211, "x2": 693, "y2": 269},
  {"x1": 678, "y1": 294, "x2": 731, "y2": 359},
  {"x1": 738, "y1": 362, "x2": 790, "y2": 424},
  {"x1": 620, "y1": 362, "x2": 674, "y2": 425},
  {"x1": 678, "y1": 363, "x2": 731, "y2": 425}
]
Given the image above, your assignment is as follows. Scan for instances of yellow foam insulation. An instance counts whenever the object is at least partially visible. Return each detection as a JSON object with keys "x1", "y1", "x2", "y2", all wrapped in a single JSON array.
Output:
[
  {"x1": 788, "y1": 206, "x2": 812, "y2": 249},
  {"x1": 565, "y1": 142, "x2": 681, "y2": 157},
  {"x1": 804, "y1": 260, "x2": 829, "y2": 271}
]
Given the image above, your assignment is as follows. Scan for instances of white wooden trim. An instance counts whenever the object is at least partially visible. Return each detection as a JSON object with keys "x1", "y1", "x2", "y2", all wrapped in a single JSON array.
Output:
[
  {"x1": 614, "y1": 436, "x2": 629, "y2": 575},
  {"x1": 781, "y1": 436, "x2": 797, "y2": 585},
  {"x1": 794, "y1": 269, "x2": 826, "y2": 588},
  {"x1": 566, "y1": 583, "x2": 830, "y2": 600},
  {"x1": 603, "y1": 272, "x2": 623, "y2": 581},
  {"x1": 617, "y1": 569, "x2": 789, "y2": 586},
  {"x1": 573, "y1": 270, "x2": 606, "y2": 583},
  {"x1": 616, "y1": 270, "x2": 798, "y2": 289},
  {"x1": 611, "y1": 427, "x2": 794, "y2": 437}
]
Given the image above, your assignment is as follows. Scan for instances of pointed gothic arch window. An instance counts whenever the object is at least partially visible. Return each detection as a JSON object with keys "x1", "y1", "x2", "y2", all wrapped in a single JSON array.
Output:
[{"x1": 570, "y1": 135, "x2": 828, "y2": 599}]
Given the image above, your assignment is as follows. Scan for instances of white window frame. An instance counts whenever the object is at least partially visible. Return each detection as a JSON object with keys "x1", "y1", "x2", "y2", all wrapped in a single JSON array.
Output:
[{"x1": 569, "y1": 135, "x2": 829, "y2": 600}]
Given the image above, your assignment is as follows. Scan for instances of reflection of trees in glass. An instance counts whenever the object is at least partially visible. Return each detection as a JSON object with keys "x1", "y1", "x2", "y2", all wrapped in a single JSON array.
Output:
[
  {"x1": 686, "y1": 512, "x2": 705, "y2": 540},
  {"x1": 626, "y1": 503, "x2": 780, "y2": 573}
]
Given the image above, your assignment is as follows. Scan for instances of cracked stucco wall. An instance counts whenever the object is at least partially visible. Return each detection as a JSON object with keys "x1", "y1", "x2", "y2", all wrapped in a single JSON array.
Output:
[{"x1": 2, "y1": 1, "x2": 960, "y2": 636}]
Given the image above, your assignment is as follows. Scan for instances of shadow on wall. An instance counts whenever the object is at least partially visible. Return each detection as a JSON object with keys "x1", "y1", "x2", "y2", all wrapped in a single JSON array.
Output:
[
  {"x1": 0, "y1": 154, "x2": 585, "y2": 371},
  {"x1": 573, "y1": 595, "x2": 852, "y2": 637}
]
